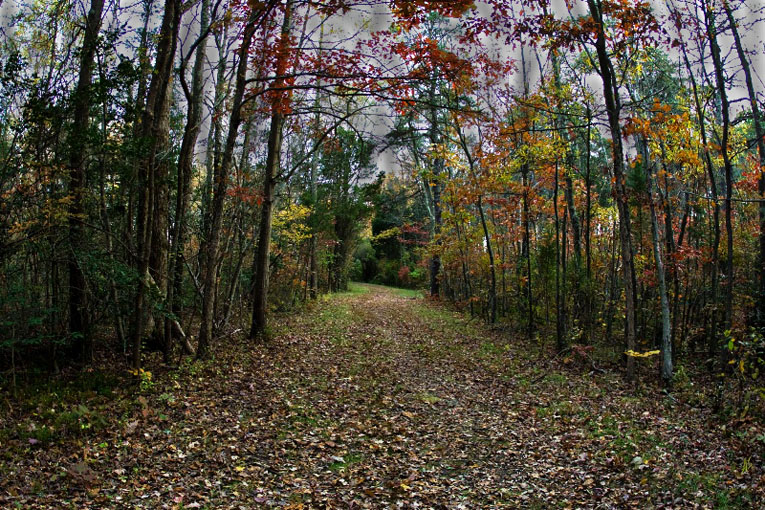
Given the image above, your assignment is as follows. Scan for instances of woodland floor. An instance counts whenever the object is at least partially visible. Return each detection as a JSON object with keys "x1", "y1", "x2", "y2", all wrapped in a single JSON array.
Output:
[{"x1": 1, "y1": 284, "x2": 764, "y2": 509}]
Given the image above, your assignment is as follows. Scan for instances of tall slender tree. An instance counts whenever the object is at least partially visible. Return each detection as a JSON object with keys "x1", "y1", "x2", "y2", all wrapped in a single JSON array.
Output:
[
  {"x1": 131, "y1": 0, "x2": 182, "y2": 369},
  {"x1": 68, "y1": 0, "x2": 105, "y2": 363}
]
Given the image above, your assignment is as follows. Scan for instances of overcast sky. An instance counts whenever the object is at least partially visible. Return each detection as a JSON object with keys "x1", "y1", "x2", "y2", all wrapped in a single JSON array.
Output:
[{"x1": 1, "y1": 0, "x2": 763, "y2": 175}]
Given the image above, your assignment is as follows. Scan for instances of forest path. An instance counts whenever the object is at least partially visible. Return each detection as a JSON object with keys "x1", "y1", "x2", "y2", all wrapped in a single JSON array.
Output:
[{"x1": 2, "y1": 284, "x2": 761, "y2": 508}]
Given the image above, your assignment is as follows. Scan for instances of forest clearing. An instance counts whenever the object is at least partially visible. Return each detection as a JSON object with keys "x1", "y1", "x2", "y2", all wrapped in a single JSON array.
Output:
[{"x1": 2, "y1": 284, "x2": 763, "y2": 508}]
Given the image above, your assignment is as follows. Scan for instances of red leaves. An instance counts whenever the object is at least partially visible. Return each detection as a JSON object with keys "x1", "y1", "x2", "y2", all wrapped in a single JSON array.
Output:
[
  {"x1": 232, "y1": 0, "x2": 500, "y2": 122},
  {"x1": 390, "y1": 0, "x2": 475, "y2": 30},
  {"x1": 399, "y1": 222, "x2": 429, "y2": 246},
  {"x1": 508, "y1": 0, "x2": 660, "y2": 55},
  {"x1": 226, "y1": 185, "x2": 262, "y2": 206},
  {"x1": 391, "y1": 36, "x2": 475, "y2": 84}
]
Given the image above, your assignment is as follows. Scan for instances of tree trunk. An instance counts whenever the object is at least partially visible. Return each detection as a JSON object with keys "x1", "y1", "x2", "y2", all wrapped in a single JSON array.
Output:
[
  {"x1": 428, "y1": 84, "x2": 443, "y2": 299},
  {"x1": 131, "y1": 0, "x2": 182, "y2": 370},
  {"x1": 429, "y1": 180, "x2": 442, "y2": 298},
  {"x1": 68, "y1": 0, "x2": 105, "y2": 363},
  {"x1": 249, "y1": 112, "x2": 284, "y2": 339},
  {"x1": 249, "y1": 1, "x2": 292, "y2": 339},
  {"x1": 724, "y1": 2, "x2": 765, "y2": 326},
  {"x1": 551, "y1": 40, "x2": 580, "y2": 339},
  {"x1": 307, "y1": 27, "x2": 324, "y2": 300},
  {"x1": 647, "y1": 161, "x2": 673, "y2": 385},
  {"x1": 147, "y1": 89, "x2": 172, "y2": 332},
  {"x1": 477, "y1": 196, "x2": 496, "y2": 323},
  {"x1": 125, "y1": 0, "x2": 155, "y2": 254},
  {"x1": 197, "y1": 8, "x2": 260, "y2": 358},
  {"x1": 98, "y1": 96, "x2": 127, "y2": 353},
  {"x1": 564, "y1": 174, "x2": 582, "y2": 266},
  {"x1": 584, "y1": 105, "x2": 593, "y2": 343},
  {"x1": 554, "y1": 163, "x2": 565, "y2": 351},
  {"x1": 200, "y1": 21, "x2": 231, "y2": 280},
  {"x1": 456, "y1": 123, "x2": 495, "y2": 323},
  {"x1": 521, "y1": 163, "x2": 534, "y2": 339},
  {"x1": 308, "y1": 157, "x2": 319, "y2": 298},
  {"x1": 166, "y1": 0, "x2": 210, "y2": 361},
  {"x1": 455, "y1": 219, "x2": 473, "y2": 313},
  {"x1": 705, "y1": 4, "x2": 734, "y2": 341},
  {"x1": 680, "y1": 35, "x2": 721, "y2": 364},
  {"x1": 588, "y1": 0, "x2": 637, "y2": 380}
]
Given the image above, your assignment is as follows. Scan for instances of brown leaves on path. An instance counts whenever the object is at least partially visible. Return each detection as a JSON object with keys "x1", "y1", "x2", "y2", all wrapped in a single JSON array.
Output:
[{"x1": 1, "y1": 284, "x2": 763, "y2": 508}]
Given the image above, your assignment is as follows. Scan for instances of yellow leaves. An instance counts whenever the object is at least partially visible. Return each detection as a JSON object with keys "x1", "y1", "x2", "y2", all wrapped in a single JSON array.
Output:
[
  {"x1": 673, "y1": 149, "x2": 701, "y2": 169},
  {"x1": 624, "y1": 350, "x2": 660, "y2": 358},
  {"x1": 9, "y1": 194, "x2": 78, "y2": 237},
  {"x1": 273, "y1": 204, "x2": 312, "y2": 244},
  {"x1": 128, "y1": 368, "x2": 152, "y2": 379},
  {"x1": 275, "y1": 203, "x2": 312, "y2": 223},
  {"x1": 8, "y1": 219, "x2": 36, "y2": 236},
  {"x1": 430, "y1": 141, "x2": 464, "y2": 172},
  {"x1": 372, "y1": 227, "x2": 400, "y2": 242},
  {"x1": 129, "y1": 368, "x2": 153, "y2": 392},
  {"x1": 591, "y1": 203, "x2": 617, "y2": 223}
]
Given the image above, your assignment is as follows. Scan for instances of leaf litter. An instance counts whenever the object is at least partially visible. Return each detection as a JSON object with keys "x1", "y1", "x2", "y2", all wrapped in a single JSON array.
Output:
[{"x1": 1, "y1": 284, "x2": 763, "y2": 508}]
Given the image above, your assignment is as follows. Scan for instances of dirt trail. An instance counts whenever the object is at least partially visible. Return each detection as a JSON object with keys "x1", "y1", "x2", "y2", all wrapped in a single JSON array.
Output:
[{"x1": 1, "y1": 284, "x2": 762, "y2": 508}]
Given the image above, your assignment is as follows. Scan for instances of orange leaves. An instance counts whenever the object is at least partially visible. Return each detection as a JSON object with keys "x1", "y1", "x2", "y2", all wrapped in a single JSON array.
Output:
[
  {"x1": 394, "y1": 97, "x2": 418, "y2": 116},
  {"x1": 623, "y1": 116, "x2": 652, "y2": 138},
  {"x1": 624, "y1": 100, "x2": 691, "y2": 148}
]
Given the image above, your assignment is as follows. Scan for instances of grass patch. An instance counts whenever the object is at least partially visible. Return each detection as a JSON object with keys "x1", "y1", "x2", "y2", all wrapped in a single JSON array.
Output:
[
  {"x1": 544, "y1": 373, "x2": 567, "y2": 385},
  {"x1": 344, "y1": 282, "x2": 371, "y2": 295},
  {"x1": 328, "y1": 452, "x2": 364, "y2": 472},
  {"x1": 4, "y1": 370, "x2": 123, "y2": 445},
  {"x1": 392, "y1": 287, "x2": 424, "y2": 299},
  {"x1": 479, "y1": 341, "x2": 504, "y2": 357},
  {"x1": 418, "y1": 391, "x2": 441, "y2": 404}
]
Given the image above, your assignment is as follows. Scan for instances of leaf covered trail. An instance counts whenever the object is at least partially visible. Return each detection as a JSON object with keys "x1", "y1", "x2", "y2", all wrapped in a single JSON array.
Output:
[{"x1": 2, "y1": 284, "x2": 763, "y2": 508}]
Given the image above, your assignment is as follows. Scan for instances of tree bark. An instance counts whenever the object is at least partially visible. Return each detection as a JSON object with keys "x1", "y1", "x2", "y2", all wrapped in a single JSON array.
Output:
[
  {"x1": 166, "y1": 0, "x2": 210, "y2": 361},
  {"x1": 307, "y1": 27, "x2": 324, "y2": 300},
  {"x1": 554, "y1": 162, "x2": 565, "y2": 351},
  {"x1": 249, "y1": 112, "x2": 284, "y2": 338},
  {"x1": 68, "y1": 0, "x2": 105, "y2": 363},
  {"x1": 521, "y1": 162, "x2": 534, "y2": 339},
  {"x1": 197, "y1": 8, "x2": 261, "y2": 358},
  {"x1": 131, "y1": 0, "x2": 182, "y2": 370},
  {"x1": 724, "y1": 1, "x2": 765, "y2": 326},
  {"x1": 584, "y1": 105, "x2": 593, "y2": 343},
  {"x1": 428, "y1": 83, "x2": 443, "y2": 298},
  {"x1": 588, "y1": 0, "x2": 637, "y2": 380},
  {"x1": 248, "y1": 1, "x2": 293, "y2": 339},
  {"x1": 647, "y1": 161, "x2": 673, "y2": 385},
  {"x1": 705, "y1": 3, "x2": 734, "y2": 340},
  {"x1": 477, "y1": 195, "x2": 496, "y2": 323},
  {"x1": 679, "y1": 32, "x2": 721, "y2": 362}
]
